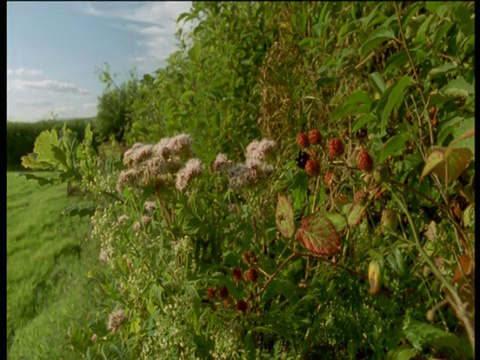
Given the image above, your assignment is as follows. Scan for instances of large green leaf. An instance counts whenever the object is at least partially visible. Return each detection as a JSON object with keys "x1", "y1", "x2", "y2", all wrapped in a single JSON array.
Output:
[
  {"x1": 275, "y1": 194, "x2": 295, "y2": 238},
  {"x1": 386, "y1": 345, "x2": 418, "y2": 360},
  {"x1": 403, "y1": 320, "x2": 461, "y2": 352},
  {"x1": 381, "y1": 76, "x2": 414, "y2": 136},
  {"x1": 296, "y1": 212, "x2": 341, "y2": 256},
  {"x1": 420, "y1": 147, "x2": 473, "y2": 183},
  {"x1": 440, "y1": 77, "x2": 474, "y2": 98},
  {"x1": 360, "y1": 27, "x2": 396, "y2": 59},
  {"x1": 380, "y1": 134, "x2": 410, "y2": 163},
  {"x1": 21, "y1": 129, "x2": 60, "y2": 169}
]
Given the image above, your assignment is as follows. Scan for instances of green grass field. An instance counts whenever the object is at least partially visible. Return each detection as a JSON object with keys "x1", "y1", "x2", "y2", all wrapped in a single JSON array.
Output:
[{"x1": 7, "y1": 172, "x2": 99, "y2": 359}]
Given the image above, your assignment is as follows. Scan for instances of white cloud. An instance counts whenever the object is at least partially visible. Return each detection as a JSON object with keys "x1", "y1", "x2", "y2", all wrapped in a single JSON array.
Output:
[
  {"x1": 82, "y1": 2, "x2": 193, "y2": 72},
  {"x1": 12, "y1": 79, "x2": 90, "y2": 95},
  {"x1": 15, "y1": 100, "x2": 54, "y2": 107},
  {"x1": 7, "y1": 67, "x2": 44, "y2": 76},
  {"x1": 82, "y1": 102, "x2": 97, "y2": 109}
]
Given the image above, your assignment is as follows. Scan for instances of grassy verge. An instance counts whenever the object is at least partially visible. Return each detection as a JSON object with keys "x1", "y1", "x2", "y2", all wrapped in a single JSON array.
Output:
[{"x1": 7, "y1": 172, "x2": 99, "y2": 359}]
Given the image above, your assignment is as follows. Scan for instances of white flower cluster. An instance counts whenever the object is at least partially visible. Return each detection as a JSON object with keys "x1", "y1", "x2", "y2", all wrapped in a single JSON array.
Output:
[
  {"x1": 116, "y1": 134, "x2": 203, "y2": 193},
  {"x1": 212, "y1": 139, "x2": 276, "y2": 189}
]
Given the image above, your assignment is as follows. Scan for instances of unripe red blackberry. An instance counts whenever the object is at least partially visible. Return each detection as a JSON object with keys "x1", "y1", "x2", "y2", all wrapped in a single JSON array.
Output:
[
  {"x1": 305, "y1": 159, "x2": 320, "y2": 176},
  {"x1": 244, "y1": 268, "x2": 258, "y2": 282},
  {"x1": 219, "y1": 285, "x2": 229, "y2": 300},
  {"x1": 233, "y1": 267, "x2": 242, "y2": 282},
  {"x1": 328, "y1": 138, "x2": 344, "y2": 158},
  {"x1": 296, "y1": 132, "x2": 310, "y2": 148},
  {"x1": 309, "y1": 129, "x2": 322, "y2": 145},
  {"x1": 357, "y1": 150, "x2": 373, "y2": 173},
  {"x1": 236, "y1": 300, "x2": 248, "y2": 314}
]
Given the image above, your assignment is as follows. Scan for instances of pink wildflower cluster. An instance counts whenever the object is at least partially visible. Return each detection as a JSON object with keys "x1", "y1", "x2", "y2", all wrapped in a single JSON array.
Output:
[
  {"x1": 219, "y1": 139, "x2": 275, "y2": 189},
  {"x1": 176, "y1": 158, "x2": 204, "y2": 191},
  {"x1": 116, "y1": 134, "x2": 202, "y2": 193}
]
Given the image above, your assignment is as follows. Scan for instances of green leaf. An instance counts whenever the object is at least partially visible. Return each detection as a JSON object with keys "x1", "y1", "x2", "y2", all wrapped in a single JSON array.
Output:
[
  {"x1": 420, "y1": 148, "x2": 446, "y2": 182},
  {"x1": 440, "y1": 77, "x2": 474, "y2": 98},
  {"x1": 343, "y1": 203, "x2": 366, "y2": 227},
  {"x1": 352, "y1": 114, "x2": 376, "y2": 133},
  {"x1": 360, "y1": 27, "x2": 396, "y2": 59},
  {"x1": 387, "y1": 247, "x2": 405, "y2": 277},
  {"x1": 420, "y1": 147, "x2": 473, "y2": 183},
  {"x1": 380, "y1": 134, "x2": 410, "y2": 163},
  {"x1": 386, "y1": 345, "x2": 418, "y2": 360},
  {"x1": 17, "y1": 173, "x2": 57, "y2": 186},
  {"x1": 451, "y1": 121, "x2": 475, "y2": 156},
  {"x1": 381, "y1": 76, "x2": 414, "y2": 136},
  {"x1": 463, "y1": 204, "x2": 474, "y2": 228},
  {"x1": 428, "y1": 62, "x2": 457, "y2": 78},
  {"x1": 296, "y1": 213, "x2": 341, "y2": 256},
  {"x1": 180, "y1": 90, "x2": 195, "y2": 102},
  {"x1": 343, "y1": 90, "x2": 372, "y2": 106},
  {"x1": 403, "y1": 320, "x2": 461, "y2": 352},
  {"x1": 369, "y1": 72, "x2": 386, "y2": 94},
  {"x1": 21, "y1": 129, "x2": 60, "y2": 169},
  {"x1": 275, "y1": 194, "x2": 295, "y2": 238},
  {"x1": 330, "y1": 90, "x2": 372, "y2": 121},
  {"x1": 321, "y1": 212, "x2": 347, "y2": 232}
]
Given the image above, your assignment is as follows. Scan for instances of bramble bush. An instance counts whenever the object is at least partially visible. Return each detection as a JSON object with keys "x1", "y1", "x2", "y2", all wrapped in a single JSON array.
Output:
[{"x1": 24, "y1": 2, "x2": 474, "y2": 359}]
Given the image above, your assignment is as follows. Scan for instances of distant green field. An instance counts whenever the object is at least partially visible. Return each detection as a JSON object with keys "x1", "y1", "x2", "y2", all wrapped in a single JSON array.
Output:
[{"x1": 7, "y1": 172, "x2": 99, "y2": 359}]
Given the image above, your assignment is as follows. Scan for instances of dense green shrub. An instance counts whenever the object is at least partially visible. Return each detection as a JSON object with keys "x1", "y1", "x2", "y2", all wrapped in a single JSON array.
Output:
[
  {"x1": 22, "y1": 2, "x2": 475, "y2": 358},
  {"x1": 95, "y1": 65, "x2": 139, "y2": 143}
]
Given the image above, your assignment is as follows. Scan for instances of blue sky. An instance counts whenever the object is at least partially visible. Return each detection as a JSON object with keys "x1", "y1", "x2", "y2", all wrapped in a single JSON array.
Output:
[{"x1": 7, "y1": 1, "x2": 193, "y2": 122}]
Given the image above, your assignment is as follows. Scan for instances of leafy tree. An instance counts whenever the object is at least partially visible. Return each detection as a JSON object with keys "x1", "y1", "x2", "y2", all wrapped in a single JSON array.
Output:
[{"x1": 95, "y1": 63, "x2": 138, "y2": 143}]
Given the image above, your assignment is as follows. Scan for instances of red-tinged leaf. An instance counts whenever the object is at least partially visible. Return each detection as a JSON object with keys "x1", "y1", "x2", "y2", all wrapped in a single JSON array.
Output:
[
  {"x1": 452, "y1": 255, "x2": 474, "y2": 284},
  {"x1": 296, "y1": 213, "x2": 341, "y2": 256},
  {"x1": 275, "y1": 194, "x2": 295, "y2": 238}
]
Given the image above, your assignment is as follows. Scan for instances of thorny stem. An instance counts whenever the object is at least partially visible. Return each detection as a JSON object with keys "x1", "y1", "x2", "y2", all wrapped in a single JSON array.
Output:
[{"x1": 389, "y1": 187, "x2": 475, "y2": 354}]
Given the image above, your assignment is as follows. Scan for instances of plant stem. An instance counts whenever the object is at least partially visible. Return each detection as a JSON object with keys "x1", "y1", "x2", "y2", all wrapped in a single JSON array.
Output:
[{"x1": 389, "y1": 186, "x2": 475, "y2": 354}]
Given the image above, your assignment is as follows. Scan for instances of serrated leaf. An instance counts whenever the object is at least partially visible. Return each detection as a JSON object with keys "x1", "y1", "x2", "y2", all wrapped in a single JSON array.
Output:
[
  {"x1": 403, "y1": 320, "x2": 460, "y2": 352},
  {"x1": 21, "y1": 129, "x2": 61, "y2": 169},
  {"x1": 360, "y1": 27, "x2": 396, "y2": 59},
  {"x1": 276, "y1": 194, "x2": 295, "y2": 238},
  {"x1": 381, "y1": 76, "x2": 414, "y2": 136},
  {"x1": 296, "y1": 213, "x2": 341, "y2": 256},
  {"x1": 18, "y1": 173, "x2": 57, "y2": 186},
  {"x1": 387, "y1": 247, "x2": 405, "y2": 277},
  {"x1": 440, "y1": 77, "x2": 474, "y2": 98},
  {"x1": 369, "y1": 72, "x2": 386, "y2": 94},
  {"x1": 380, "y1": 134, "x2": 410, "y2": 163}
]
